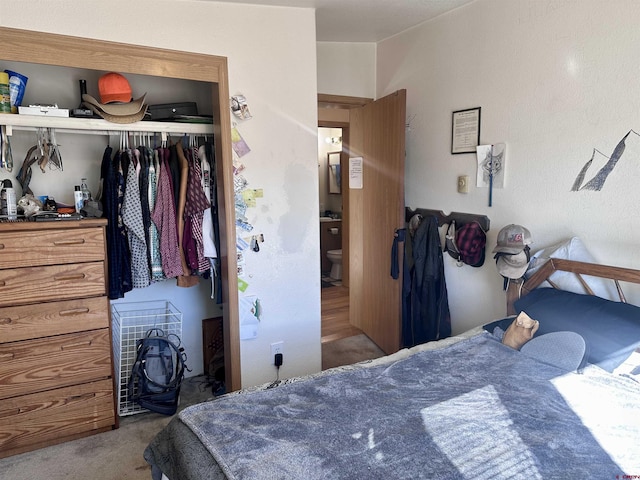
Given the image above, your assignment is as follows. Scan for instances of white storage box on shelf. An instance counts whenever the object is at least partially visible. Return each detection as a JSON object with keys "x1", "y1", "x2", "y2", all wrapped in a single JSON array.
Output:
[
  {"x1": 18, "y1": 104, "x2": 69, "y2": 117},
  {"x1": 111, "y1": 300, "x2": 183, "y2": 416}
]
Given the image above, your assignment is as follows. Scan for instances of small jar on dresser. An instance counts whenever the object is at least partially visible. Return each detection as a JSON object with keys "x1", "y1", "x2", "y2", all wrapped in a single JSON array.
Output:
[{"x1": 0, "y1": 218, "x2": 117, "y2": 459}]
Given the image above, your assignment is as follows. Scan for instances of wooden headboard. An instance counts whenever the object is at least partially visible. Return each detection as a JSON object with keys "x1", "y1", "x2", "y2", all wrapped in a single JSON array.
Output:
[{"x1": 506, "y1": 258, "x2": 640, "y2": 315}]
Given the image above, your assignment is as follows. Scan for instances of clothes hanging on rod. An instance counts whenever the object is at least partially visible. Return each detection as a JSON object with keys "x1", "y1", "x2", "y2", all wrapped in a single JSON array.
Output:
[
  {"x1": 175, "y1": 140, "x2": 199, "y2": 288},
  {"x1": 101, "y1": 133, "x2": 221, "y2": 301},
  {"x1": 204, "y1": 141, "x2": 222, "y2": 303},
  {"x1": 138, "y1": 146, "x2": 152, "y2": 270},
  {"x1": 183, "y1": 143, "x2": 211, "y2": 274},
  {"x1": 102, "y1": 146, "x2": 132, "y2": 300},
  {"x1": 151, "y1": 143, "x2": 183, "y2": 280},
  {"x1": 122, "y1": 148, "x2": 150, "y2": 289},
  {"x1": 148, "y1": 149, "x2": 163, "y2": 281},
  {"x1": 199, "y1": 145, "x2": 217, "y2": 260}
]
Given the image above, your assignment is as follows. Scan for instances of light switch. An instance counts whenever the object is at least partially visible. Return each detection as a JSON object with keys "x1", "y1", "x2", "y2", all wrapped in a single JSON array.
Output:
[{"x1": 457, "y1": 175, "x2": 469, "y2": 193}]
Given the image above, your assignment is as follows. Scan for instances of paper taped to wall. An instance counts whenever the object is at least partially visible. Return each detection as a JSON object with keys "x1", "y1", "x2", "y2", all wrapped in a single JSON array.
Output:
[
  {"x1": 239, "y1": 294, "x2": 260, "y2": 339},
  {"x1": 349, "y1": 156, "x2": 363, "y2": 189}
]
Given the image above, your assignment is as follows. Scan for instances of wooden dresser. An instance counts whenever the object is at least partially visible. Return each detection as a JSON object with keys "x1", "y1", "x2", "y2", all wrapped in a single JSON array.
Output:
[{"x1": 0, "y1": 219, "x2": 117, "y2": 458}]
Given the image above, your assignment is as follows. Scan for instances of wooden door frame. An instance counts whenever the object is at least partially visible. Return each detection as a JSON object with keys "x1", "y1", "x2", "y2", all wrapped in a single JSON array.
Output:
[
  {"x1": 0, "y1": 27, "x2": 241, "y2": 391},
  {"x1": 318, "y1": 94, "x2": 373, "y2": 289}
]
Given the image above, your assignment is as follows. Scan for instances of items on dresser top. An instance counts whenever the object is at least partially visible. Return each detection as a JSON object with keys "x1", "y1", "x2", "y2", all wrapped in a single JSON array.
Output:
[{"x1": 30, "y1": 211, "x2": 83, "y2": 221}]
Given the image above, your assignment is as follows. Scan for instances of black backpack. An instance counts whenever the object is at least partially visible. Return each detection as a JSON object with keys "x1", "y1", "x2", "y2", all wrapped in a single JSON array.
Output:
[{"x1": 128, "y1": 328, "x2": 187, "y2": 415}]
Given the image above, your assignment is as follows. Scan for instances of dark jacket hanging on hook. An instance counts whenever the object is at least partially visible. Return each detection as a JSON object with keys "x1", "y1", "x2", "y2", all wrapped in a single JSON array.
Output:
[{"x1": 401, "y1": 215, "x2": 451, "y2": 347}]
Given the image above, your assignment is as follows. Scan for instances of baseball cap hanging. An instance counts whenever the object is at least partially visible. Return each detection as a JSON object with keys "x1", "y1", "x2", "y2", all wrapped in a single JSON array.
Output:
[
  {"x1": 493, "y1": 224, "x2": 533, "y2": 288},
  {"x1": 443, "y1": 220, "x2": 487, "y2": 267},
  {"x1": 495, "y1": 249, "x2": 531, "y2": 279},
  {"x1": 455, "y1": 221, "x2": 487, "y2": 267},
  {"x1": 443, "y1": 221, "x2": 460, "y2": 260},
  {"x1": 492, "y1": 224, "x2": 532, "y2": 254}
]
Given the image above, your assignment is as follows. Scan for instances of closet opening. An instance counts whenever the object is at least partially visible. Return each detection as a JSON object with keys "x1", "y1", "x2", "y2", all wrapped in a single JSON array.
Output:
[{"x1": 0, "y1": 27, "x2": 240, "y2": 394}]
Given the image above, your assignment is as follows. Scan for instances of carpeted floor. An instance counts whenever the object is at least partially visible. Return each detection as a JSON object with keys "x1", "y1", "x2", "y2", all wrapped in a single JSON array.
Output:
[
  {"x1": 0, "y1": 376, "x2": 215, "y2": 480},
  {"x1": 322, "y1": 333, "x2": 385, "y2": 370},
  {"x1": 0, "y1": 334, "x2": 384, "y2": 480}
]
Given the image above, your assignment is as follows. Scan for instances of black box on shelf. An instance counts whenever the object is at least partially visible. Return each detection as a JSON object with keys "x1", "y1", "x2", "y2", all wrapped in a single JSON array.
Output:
[{"x1": 147, "y1": 102, "x2": 198, "y2": 121}]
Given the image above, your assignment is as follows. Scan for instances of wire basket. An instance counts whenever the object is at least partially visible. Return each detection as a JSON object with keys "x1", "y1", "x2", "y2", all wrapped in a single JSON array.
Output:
[{"x1": 111, "y1": 300, "x2": 182, "y2": 416}]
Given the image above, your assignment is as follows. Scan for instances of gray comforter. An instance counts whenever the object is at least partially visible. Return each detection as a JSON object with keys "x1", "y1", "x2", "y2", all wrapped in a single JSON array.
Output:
[{"x1": 145, "y1": 333, "x2": 640, "y2": 479}]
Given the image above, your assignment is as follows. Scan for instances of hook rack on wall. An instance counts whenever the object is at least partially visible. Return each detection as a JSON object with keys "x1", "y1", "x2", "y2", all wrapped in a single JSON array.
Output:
[{"x1": 405, "y1": 206, "x2": 490, "y2": 232}]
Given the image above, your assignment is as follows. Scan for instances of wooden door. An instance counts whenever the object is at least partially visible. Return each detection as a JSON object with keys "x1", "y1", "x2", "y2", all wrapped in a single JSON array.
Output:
[{"x1": 348, "y1": 90, "x2": 406, "y2": 354}]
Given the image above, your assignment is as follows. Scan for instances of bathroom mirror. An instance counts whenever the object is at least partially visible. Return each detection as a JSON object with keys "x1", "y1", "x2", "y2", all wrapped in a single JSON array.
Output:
[{"x1": 328, "y1": 151, "x2": 341, "y2": 194}]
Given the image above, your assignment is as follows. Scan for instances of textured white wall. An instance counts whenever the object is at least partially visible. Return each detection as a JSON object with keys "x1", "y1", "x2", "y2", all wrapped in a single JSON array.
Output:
[
  {"x1": 0, "y1": 0, "x2": 321, "y2": 388},
  {"x1": 377, "y1": 0, "x2": 640, "y2": 333},
  {"x1": 317, "y1": 42, "x2": 376, "y2": 98}
]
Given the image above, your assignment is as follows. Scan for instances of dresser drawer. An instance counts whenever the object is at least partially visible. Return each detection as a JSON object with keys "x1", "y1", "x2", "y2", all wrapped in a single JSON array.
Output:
[
  {"x1": 0, "y1": 228, "x2": 105, "y2": 269},
  {"x1": 0, "y1": 378, "x2": 114, "y2": 458},
  {"x1": 0, "y1": 329, "x2": 112, "y2": 400},
  {"x1": 0, "y1": 261, "x2": 105, "y2": 307},
  {"x1": 0, "y1": 296, "x2": 109, "y2": 344}
]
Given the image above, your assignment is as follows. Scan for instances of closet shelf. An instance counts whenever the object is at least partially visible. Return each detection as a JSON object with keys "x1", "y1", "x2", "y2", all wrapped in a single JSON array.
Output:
[{"x1": 0, "y1": 113, "x2": 213, "y2": 136}]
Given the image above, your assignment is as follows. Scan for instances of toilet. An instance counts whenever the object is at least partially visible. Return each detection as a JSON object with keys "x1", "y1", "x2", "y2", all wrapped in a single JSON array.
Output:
[{"x1": 327, "y1": 249, "x2": 342, "y2": 280}]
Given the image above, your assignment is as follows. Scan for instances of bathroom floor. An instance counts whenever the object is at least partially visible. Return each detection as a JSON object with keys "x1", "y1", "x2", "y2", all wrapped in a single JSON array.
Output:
[{"x1": 321, "y1": 273, "x2": 342, "y2": 288}]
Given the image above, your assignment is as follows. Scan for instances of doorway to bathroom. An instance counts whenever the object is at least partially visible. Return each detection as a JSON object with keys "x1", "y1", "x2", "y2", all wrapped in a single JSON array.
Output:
[
  {"x1": 317, "y1": 91, "x2": 406, "y2": 359},
  {"x1": 318, "y1": 133, "x2": 382, "y2": 368},
  {"x1": 318, "y1": 126, "x2": 356, "y2": 344},
  {"x1": 318, "y1": 126, "x2": 344, "y2": 288},
  {"x1": 317, "y1": 92, "x2": 406, "y2": 368}
]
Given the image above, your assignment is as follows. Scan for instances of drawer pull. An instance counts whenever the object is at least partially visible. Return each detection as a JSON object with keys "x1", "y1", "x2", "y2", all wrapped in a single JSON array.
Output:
[
  {"x1": 59, "y1": 308, "x2": 91, "y2": 316},
  {"x1": 0, "y1": 352, "x2": 15, "y2": 361},
  {"x1": 0, "y1": 317, "x2": 11, "y2": 325},
  {"x1": 53, "y1": 273, "x2": 86, "y2": 282},
  {"x1": 61, "y1": 340, "x2": 92, "y2": 350},
  {"x1": 67, "y1": 392, "x2": 96, "y2": 403},
  {"x1": 53, "y1": 239, "x2": 86, "y2": 246},
  {"x1": 0, "y1": 281, "x2": 5, "y2": 287},
  {"x1": 0, "y1": 244, "x2": 4, "y2": 249}
]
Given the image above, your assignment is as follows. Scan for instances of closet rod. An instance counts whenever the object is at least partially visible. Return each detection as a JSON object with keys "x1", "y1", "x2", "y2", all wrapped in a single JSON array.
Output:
[
  {"x1": 3, "y1": 126, "x2": 139, "y2": 137},
  {"x1": 0, "y1": 126, "x2": 199, "y2": 138},
  {"x1": 0, "y1": 114, "x2": 213, "y2": 136}
]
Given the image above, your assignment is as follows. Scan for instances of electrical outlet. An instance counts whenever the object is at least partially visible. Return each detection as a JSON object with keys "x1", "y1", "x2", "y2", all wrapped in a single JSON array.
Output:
[{"x1": 271, "y1": 341, "x2": 284, "y2": 364}]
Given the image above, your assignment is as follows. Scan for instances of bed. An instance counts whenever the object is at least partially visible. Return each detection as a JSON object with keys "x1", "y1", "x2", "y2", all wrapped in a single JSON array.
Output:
[{"x1": 144, "y1": 259, "x2": 640, "y2": 479}]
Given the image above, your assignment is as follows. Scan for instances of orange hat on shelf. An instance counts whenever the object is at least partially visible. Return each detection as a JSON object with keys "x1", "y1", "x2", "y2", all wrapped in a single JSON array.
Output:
[
  {"x1": 81, "y1": 72, "x2": 148, "y2": 124},
  {"x1": 98, "y1": 72, "x2": 133, "y2": 104}
]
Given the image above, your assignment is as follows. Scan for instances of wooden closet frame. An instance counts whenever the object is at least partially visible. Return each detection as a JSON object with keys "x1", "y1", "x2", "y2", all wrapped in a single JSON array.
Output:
[{"x1": 0, "y1": 27, "x2": 241, "y2": 392}]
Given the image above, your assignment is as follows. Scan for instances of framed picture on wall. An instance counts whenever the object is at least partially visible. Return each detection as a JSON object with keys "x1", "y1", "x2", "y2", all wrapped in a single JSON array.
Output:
[{"x1": 451, "y1": 107, "x2": 481, "y2": 154}]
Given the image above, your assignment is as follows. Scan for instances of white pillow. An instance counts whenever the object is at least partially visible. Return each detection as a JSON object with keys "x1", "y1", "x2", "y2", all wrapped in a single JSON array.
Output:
[{"x1": 525, "y1": 237, "x2": 618, "y2": 300}]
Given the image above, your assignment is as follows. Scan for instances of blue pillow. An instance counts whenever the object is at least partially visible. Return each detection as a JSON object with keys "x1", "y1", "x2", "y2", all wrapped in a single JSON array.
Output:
[
  {"x1": 513, "y1": 288, "x2": 640, "y2": 372},
  {"x1": 520, "y1": 331, "x2": 587, "y2": 373}
]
